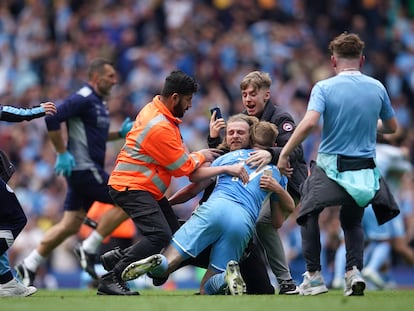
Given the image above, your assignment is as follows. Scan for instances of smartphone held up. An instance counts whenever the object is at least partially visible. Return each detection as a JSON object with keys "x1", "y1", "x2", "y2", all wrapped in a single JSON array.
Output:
[{"x1": 210, "y1": 107, "x2": 223, "y2": 120}]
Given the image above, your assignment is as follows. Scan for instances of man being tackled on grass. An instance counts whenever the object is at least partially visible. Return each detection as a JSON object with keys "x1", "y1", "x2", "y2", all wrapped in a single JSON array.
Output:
[{"x1": 120, "y1": 116, "x2": 295, "y2": 295}]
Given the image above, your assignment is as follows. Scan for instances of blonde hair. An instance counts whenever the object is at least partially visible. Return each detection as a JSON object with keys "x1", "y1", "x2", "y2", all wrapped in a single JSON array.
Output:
[{"x1": 251, "y1": 121, "x2": 278, "y2": 148}]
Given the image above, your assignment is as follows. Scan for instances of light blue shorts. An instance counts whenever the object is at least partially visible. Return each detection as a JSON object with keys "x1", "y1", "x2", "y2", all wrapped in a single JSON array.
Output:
[{"x1": 172, "y1": 197, "x2": 253, "y2": 272}]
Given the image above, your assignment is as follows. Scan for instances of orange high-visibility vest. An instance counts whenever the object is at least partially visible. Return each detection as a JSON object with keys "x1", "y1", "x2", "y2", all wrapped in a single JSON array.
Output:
[{"x1": 108, "y1": 96, "x2": 205, "y2": 200}]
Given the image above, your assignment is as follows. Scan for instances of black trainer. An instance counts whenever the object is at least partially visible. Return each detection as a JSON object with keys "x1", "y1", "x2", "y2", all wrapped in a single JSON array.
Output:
[
  {"x1": 97, "y1": 272, "x2": 139, "y2": 296},
  {"x1": 100, "y1": 247, "x2": 124, "y2": 271},
  {"x1": 14, "y1": 263, "x2": 36, "y2": 287},
  {"x1": 73, "y1": 244, "x2": 98, "y2": 280},
  {"x1": 278, "y1": 279, "x2": 300, "y2": 295}
]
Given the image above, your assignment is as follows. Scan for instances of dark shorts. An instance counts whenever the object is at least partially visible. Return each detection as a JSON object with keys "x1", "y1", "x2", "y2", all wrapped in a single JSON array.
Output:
[{"x1": 64, "y1": 168, "x2": 113, "y2": 212}]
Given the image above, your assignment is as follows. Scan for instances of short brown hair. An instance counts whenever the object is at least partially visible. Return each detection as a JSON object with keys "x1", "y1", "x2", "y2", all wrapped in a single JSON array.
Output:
[
  {"x1": 329, "y1": 32, "x2": 365, "y2": 59},
  {"x1": 252, "y1": 121, "x2": 278, "y2": 148},
  {"x1": 240, "y1": 71, "x2": 271, "y2": 91},
  {"x1": 87, "y1": 58, "x2": 113, "y2": 79}
]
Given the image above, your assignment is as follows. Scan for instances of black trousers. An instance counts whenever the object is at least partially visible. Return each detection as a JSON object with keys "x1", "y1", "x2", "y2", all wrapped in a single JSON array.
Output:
[{"x1": 301, "y1": 202, "x2": 365, "y2": 272}]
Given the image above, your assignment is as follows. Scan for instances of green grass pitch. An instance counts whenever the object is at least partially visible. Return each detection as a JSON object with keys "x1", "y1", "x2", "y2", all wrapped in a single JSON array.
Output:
[{"x1": 2, "y1": 289, "x2": 414, "y2": 311}]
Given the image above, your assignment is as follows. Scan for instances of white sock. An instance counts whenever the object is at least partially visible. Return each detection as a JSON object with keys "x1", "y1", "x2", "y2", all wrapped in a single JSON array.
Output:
[
  {"x1": 82, "y1": 231, "x2": 104, "y2": 254},
  {"x1": 23, "y1": 250, "x2": 45, "y2": 272}
]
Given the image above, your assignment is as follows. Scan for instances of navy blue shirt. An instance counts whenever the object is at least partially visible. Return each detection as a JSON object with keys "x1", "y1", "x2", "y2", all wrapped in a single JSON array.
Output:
[{"x1": 45, "y1": 84, "x2": 110, "y2": 171}]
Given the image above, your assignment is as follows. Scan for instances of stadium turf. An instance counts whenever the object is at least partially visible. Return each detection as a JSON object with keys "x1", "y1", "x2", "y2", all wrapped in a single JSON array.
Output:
[{"x1": 2, "y1": 289, "x2": 413, "y2": 311}]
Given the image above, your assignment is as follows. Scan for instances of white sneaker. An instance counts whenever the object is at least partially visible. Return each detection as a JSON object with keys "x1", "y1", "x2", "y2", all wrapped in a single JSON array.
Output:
[
  {"x1": 224, "y1": 261, "x2": 246, "y2": 295},
  {"x1": 361, "y1": 267, "x2": 385, "y2": 289},
  {"x1": 0, "y1": 278, "x2": 37, "y2": 297},
  {"x1": 331, "y1": 277, "x2": 345, "y2": 289},
  {"x1": 344, "y1": 266, "x2": 366, "y2": 296},
  {"x1": 298, "y1": 271, "x2": 328, "y2": 296},
  {"x1": 121, "y1": 254, "x2": 163, "y2": 281}
]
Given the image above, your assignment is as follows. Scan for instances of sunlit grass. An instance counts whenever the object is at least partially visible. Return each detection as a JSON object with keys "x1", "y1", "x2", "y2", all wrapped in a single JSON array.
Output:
[{"x1": 2, "y1": 288, "x2": 414, "y2": 311}]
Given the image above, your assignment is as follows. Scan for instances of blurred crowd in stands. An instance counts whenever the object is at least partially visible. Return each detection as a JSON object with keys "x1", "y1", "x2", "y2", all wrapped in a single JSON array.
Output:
[{"x1": 1, "y1": 0, "x2": 413, "y2": 288}]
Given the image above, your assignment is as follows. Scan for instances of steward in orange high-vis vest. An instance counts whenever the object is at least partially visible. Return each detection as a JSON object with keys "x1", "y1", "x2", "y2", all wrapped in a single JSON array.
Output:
[
  {"x1": 98, "y1": 70, "x2": 221, "y2": 296},
  {"x1": 109, "y1": 95, "x2": 206, "y2": 200}
]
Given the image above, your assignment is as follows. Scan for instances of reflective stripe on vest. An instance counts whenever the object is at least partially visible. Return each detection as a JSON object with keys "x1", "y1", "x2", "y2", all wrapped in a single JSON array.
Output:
[
  {"x1": 113, "y1": 161, "x2": 168, "y2": 193},
  {"x1": 136, "y1": 114, "x2": 167, "y2": 146},
  {"x1": 166, "y1": 152, "x2": 191, "y2": 171},
  {"x1": 113, "y1": 114, "x2": 179, "y2": 194},
  {"x1": 122, "y1": 143, "x2": 191, "y2": 172},
  {"x1": 118, "y1": 113, "x2": 191, "y2": 172},
  {"x1": 119, "y1": 114, "x2": 167, "y2": 163}
]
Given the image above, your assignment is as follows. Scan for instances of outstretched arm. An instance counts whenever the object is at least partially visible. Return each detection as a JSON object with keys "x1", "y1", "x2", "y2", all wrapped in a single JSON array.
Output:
[
  {"x1": 189, "y1": 162, "x2": 249, "y2": 184},
  {"x1": 278, "y1": 110, "x2": 320, "y2": 177},
  {"x1": 168, "y1": 179, "x2": 213, "y2": 205},
  {"x1": 108, "y1": 117, "x2": 134, "y2": 141},
  {"x1": 0, "y1": 102, "x2": 56, "y2": 122}
]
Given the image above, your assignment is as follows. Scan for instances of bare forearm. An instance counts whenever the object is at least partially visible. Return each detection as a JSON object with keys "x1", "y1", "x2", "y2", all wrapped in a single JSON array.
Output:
[
  {"x1": 269, "y1": 200, "x2": 284, "y2": 229},
  {"x1": 47, "y1": 130, "x2": 66, "y2": 153},
  {"x1": 271, "y1": 187, "x2": 295, "y2": 215},
  {"x1": 168, "y1": 181, "x2": 209, "y2": 205},
  {"x1": 190, "y1": 166, "x2": 227, "y2": 182},
  {"x1": 108, "y1": 131, "x2": 122, "y2": 141},
  {"x1": 377, "y1": 118, "x2": 398, "y2": 134}
]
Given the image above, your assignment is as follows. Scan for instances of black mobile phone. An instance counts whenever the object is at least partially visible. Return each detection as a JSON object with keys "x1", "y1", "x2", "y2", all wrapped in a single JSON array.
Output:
[{"x1": 210, "y1": 107, "x2": 222, "y2": 120}]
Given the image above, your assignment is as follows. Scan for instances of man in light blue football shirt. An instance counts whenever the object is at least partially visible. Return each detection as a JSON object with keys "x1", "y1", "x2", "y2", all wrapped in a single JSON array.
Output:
[{"x1": 278, "y1": 32, "x2": 398, "y2": 297}]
